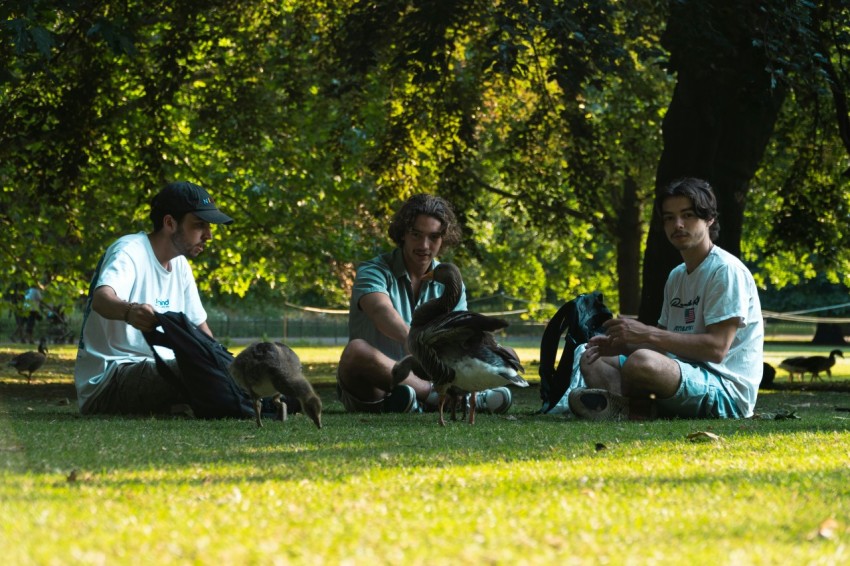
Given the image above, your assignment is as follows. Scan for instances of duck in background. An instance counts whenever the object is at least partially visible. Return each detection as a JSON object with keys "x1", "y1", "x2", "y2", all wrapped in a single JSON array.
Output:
[
  {"x1": 779, "y1": 349, "x2": 843, "y2": 382},
  {"x1": 7, "y1": 337, "x2": 48, "y2": 383}
]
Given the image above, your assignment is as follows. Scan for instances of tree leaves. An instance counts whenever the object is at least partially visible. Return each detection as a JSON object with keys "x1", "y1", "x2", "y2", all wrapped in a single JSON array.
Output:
[{"x1": 3, "y1": 0, "x2": 850, "y2": 315}]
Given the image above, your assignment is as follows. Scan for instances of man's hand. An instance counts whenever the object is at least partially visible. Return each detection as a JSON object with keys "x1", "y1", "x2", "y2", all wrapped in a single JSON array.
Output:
[
  {"x1": 583, "y1": 318, "x2": 655, "y2": 364},
  {"x1": 125, "y1": 302, "x2": 159, "y2": 333},
  {"x1": 585, "y1": 316, "x2": 739, "y2": 366},
  {"x1": 600, "y1": 317, "x2": 656, "y2": 347}
]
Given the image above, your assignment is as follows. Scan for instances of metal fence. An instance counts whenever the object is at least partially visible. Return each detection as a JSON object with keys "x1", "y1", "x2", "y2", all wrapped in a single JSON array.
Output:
[
  {"x1": 0, "y1": 311, "x2": 821, "y2": 345},
  {"x1": 207, "y1": 313, "x2": 549, "y2": 344}
]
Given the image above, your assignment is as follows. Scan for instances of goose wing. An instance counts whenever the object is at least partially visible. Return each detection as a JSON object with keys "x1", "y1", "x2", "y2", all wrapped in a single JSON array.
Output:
[
  {"x1": 9, "y1": 351, "x2": 45, "y2": 371},
  {"x1": 391, "y1": 354, "x2": 431, "y2": 385},
  {"x1": 410, "y1": 312, "x2": 485, "y2": 387},
  {"x1": 410, "y1": 311, "x2": 525, "y2": 389},
  {"x1": 430, "y1": 311, "x2": 509, "y2": 334},
  {"x1": 409, "y1": 328, "x2": 457, "y2": 387},
  {"x1": 778, "y1": 356, "x2": 808, "y2": 372},
  {"x1": 487, "y1": 338, "x2": 525, "y2": 374}
]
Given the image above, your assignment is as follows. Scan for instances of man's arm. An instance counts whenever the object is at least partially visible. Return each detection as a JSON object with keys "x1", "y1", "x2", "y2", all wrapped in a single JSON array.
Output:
[
  {"x1": 196, "y1": 321, "x2": 213, "y2": 337},
  {"x1": 93, "y1": 285, "x2": 214, "y2": 337},
  {"x1": 359, "y1": 292, "x2": 410, "y2": 349},
  {"x1": 91, "y1": 286, "x2": 159, "y2": 333},
  {"x1": 591, "y1": 316, "x2": 739, "y2": 364}
]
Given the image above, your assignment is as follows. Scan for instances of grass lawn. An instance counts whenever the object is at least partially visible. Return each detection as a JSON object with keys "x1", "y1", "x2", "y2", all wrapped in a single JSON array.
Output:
[{"x1": 2, "y1": 340, "x2": 850, "y2": 565}]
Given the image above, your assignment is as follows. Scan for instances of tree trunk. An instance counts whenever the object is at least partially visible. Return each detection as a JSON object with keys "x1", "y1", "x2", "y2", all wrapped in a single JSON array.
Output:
[
  {"x1": 638, "y1": 2, "x2": 787, "y2": 324},
  {"x1": 812, "y1": 323, "x2": 846, "y2": 345},
  {"x1": 616, "y1": 176, "x2": 642, "y2": 316}
]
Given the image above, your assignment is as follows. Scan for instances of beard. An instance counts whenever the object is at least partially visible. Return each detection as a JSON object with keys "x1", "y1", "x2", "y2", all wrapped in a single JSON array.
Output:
[{"x1": 171, "y1": 229, "x2": 202, "y2": 258}]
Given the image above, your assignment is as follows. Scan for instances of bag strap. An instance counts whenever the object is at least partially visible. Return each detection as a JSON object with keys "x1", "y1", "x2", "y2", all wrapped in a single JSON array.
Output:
[
  {"x1": 538, "y1": 300, "x2": 580, "y2": 412},
  {"x1": 142, "y1": 314, "x2": 191, "y2": 397}
]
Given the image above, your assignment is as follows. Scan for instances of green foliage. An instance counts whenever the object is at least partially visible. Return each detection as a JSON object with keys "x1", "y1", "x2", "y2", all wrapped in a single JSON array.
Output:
[
  {"x1": 336, "y1": 0, "x2": 672, "y2": 312},
  {"x1": 0, "y1": 0, "x2": 671, "y2": 316},
  {"x1": 3, "y1": 0, "x2": 850, "y2": 319},
  {"x1": 747, "y1": 86, "x2": 850, "y2": 289}
]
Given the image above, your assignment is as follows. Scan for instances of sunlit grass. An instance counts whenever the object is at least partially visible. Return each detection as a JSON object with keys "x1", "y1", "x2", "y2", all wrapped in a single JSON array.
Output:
[{"x1": 1, "y1": 342, "x2": 850, "y2": 564}]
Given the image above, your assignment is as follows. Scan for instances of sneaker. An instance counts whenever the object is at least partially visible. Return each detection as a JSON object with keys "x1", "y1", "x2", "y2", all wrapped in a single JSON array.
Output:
[
  {"x1": 475, "y1": 387, "x2": 512, "y2": 414},
  {"x1": 384, "y1": 385, "x2": 421, "y2": 413},
  {"x1": 568, "y1": 388, "x2": 629, "y2": 421}
]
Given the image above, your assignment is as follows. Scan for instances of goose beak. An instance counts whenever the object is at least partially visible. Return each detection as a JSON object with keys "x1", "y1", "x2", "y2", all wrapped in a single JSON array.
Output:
[{"x1": 421, "y1": 270, "x2": 435, "y2": 282}]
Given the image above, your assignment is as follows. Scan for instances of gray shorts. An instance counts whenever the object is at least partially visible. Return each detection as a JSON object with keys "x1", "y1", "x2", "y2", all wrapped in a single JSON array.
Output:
[
  {"x1": 335, "y1": 379, "x2": 385, "y2": 413},
  {"x1": 657, "y1": 359, "x2": 743, "y2": 419},
  {"x1": 84, "y1": 359, "x2": 188, "y2": 416}
]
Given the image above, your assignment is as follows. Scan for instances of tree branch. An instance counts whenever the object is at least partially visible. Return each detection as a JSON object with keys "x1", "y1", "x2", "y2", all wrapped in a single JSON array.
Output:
[{"x1": 466, "y1": 170, "x2": 586, "y2": 221}]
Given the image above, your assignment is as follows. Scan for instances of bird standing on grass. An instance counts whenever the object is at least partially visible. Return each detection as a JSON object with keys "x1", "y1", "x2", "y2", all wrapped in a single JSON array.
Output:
[
  {"x1": 779, "y1": 349, "x2": 843, "y2": 382},
  {"x1": 8, "y1": 337, "x2": 48, "y2": 383},
  {"x1": 393, "y1": 262, "x2": 528, "y2": 426},
  {"x1": 230, "y1": 342, "x2": 323, "y2": 429}
]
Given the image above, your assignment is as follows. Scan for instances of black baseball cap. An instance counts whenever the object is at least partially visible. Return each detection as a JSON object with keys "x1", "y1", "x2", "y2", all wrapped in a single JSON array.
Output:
[{"x1": 151, "y1": 181, "x2": 234, "y2": 225}]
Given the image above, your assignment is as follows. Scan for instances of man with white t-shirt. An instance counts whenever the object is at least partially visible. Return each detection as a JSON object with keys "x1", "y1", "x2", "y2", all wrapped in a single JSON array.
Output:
[
  {"x1": 570, "y1": 177, "x2": 764, "y2": 420},
  {"x1": 74, "y1": 181, "x2": 234, "y2": 415}
]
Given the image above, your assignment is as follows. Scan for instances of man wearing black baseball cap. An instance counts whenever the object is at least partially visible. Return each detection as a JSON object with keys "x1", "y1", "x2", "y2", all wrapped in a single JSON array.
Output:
[
  {"x1": 74, "y1": 181, "x2": 234, "y2": 416},
  {"x1": 150, "y1": 181, "x2": 234, "y2": 226}
]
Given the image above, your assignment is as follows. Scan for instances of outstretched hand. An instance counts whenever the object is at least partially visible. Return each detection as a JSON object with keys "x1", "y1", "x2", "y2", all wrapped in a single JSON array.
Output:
[{"x1": 583, "y1": 317, "x2": 654, "y2": 364}]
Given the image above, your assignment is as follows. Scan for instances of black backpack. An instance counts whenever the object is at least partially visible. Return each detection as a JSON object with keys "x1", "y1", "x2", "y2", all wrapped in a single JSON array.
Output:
[
  {"x1": 143, "y1": 311, "x2": 255, "y2": 419},
  {"x1": 538, "y1": 292, "x2": 613, "y2": 413}
]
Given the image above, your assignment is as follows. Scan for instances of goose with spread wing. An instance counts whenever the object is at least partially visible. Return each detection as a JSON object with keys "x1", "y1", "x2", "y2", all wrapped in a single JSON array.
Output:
[{"x1": 392, "y1": 262, "x2": 527, "y2": 425}]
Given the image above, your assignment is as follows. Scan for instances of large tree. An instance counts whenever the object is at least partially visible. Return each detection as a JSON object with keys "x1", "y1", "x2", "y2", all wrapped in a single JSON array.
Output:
[
  {"x1": 638, "y1": 0, "x2": 786, "y2": 322},
  {"x1": 4, "y1": 0, "x2": 850, "y2": 324},
  {"x1": 337, "y1": 0, "x2": 671, "y2": 313},
  {"x1": 639, "y1": 0, "x2": 850, "y2": 324}
]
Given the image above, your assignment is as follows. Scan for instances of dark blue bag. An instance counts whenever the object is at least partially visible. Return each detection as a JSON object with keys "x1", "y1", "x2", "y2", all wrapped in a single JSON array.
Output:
[
  {"x1": 143, "y1": 311, "x2": 255, "y2": 419},
  {"x1": 538, "y1": 292, "x2": 612, "y2": 413}
]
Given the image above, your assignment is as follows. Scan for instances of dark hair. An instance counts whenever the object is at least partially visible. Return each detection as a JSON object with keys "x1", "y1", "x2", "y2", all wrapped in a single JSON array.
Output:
[
  {"x1": 388, "y1": 194, "x2": 462, "y2": 249},
  {"x1": 150, "y1": 209, "x2": 188, "y2": 232},
  {"x1": 655, "y1": 177, "x2": 720, "y2": 241}
]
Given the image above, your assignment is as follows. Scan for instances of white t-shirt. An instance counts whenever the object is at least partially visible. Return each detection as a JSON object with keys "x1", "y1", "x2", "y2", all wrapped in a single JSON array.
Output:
[
  {"x1": 74, "y1": 232, "x2": 207, "y2": 411},
  {"x1": 659, "y1": 246, "x2": 764, "y2": 417}
]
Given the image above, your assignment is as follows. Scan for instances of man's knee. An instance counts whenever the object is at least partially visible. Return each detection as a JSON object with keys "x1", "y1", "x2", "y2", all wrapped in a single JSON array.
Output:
[
  {"x1": 622, "y1": 349, "x2": 658, "y2": 374},
  {"x1": 340, "y1": 338, "x2": 372, "y2": 362},
  {"x1": 338, "y1": 339, "x2": 371, "y2": 377},
  {"x1": 622, "y1": 349, "x2": 680, "y2": 395},
  {"x1": 338, "y1": 339, "x2": 393, "y2": 391}
]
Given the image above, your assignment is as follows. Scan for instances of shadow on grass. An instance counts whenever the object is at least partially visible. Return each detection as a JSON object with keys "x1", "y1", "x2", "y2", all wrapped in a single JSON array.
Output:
[{"x1": 2, "y1": 375, "x2": 850, "y2": 489}]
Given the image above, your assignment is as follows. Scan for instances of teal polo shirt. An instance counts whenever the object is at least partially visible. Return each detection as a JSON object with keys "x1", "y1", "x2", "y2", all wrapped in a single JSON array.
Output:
[{"x1": 348, "y1": 248, "x2": 468, "y2": 361}]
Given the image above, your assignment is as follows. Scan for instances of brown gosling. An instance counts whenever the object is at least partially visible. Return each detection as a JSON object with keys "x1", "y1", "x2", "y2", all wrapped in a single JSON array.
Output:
[{"x1": 230, "y1": 342, "x2": 322, "y2": 429}]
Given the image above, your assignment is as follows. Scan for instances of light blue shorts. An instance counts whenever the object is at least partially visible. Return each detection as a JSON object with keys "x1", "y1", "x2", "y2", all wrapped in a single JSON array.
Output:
[{"x1": 618, "y1": 355, "x2": 743, "y2": 419}]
